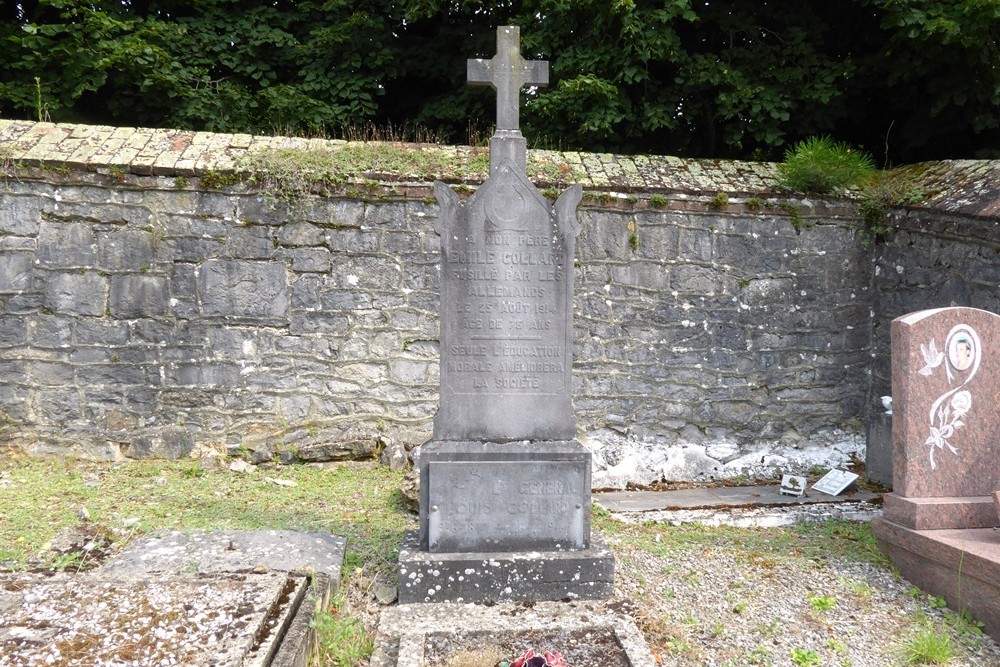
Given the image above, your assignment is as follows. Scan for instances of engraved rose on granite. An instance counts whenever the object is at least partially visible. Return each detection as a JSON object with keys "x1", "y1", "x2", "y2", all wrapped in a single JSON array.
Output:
[
  {"x1": 921, "y1": 324, "x2": 981, "y2": 470},
  {"x1": 926, "y1": 389, "x2": 971, "y2": 469}
]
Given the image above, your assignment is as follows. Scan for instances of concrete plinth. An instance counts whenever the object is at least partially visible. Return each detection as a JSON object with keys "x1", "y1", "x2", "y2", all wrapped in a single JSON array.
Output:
[
  {"x1": 873, "y1": 517, "x2": 1000, "y2": 639},
  {"x1": 397, "y1": 531, "x2": 614, "y2": 604}
]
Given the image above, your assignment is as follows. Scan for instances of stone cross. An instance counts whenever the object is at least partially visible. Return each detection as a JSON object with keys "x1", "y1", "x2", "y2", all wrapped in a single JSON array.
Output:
[{"x1": 467, "y1": 26, "x2": 549, "y2": 133}]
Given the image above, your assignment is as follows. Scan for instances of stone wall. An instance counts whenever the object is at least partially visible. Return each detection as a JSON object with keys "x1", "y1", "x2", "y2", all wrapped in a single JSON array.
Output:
[{"x1": 1, "y1": 121, "x2": 998, "y2": 485}]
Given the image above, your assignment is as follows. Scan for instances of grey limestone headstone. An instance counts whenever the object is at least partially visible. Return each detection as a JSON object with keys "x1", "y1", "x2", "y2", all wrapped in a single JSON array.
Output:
[{"x1": 401, "y1": 26, "x2": 611, "y2": 604}]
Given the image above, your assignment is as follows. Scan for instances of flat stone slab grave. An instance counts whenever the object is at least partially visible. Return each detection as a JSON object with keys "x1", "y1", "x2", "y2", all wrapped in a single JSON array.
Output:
[
  {"x1": 369, "y1": 600, "x2": 656, "y2": 667},
  {"x1": 1, "y1": 530, "x2": 346, "y2": 667},
  {"x1": 0, "y1": 570, "x2": 305, "y2": 667},
  {"x1": 595, "y1": 486, "x2": 882, "y2": 512}
]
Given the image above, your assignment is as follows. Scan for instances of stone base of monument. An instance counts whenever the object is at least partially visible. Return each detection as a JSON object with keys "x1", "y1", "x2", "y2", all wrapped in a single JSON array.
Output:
[
  {"x1": 873, "y1": 518, "x2": 1000, "y2": 639},
  {"x1": 369, "y1": 600, "x2": 655, "y2": 667},
  {"x1": 403, "y1": 439, "x2": 613, "y2": 603},
  {"x1": 882, "y1": 493, "x2": 999, "y2": 530},
  {"x1": 397, "y1": 530, "x2": 614, "y2": 603}
]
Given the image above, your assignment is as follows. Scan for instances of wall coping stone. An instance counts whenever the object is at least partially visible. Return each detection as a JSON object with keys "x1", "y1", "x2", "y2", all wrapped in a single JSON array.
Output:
[{"x1": 3, "y1": 119, "x2": 999, "y2": 222}]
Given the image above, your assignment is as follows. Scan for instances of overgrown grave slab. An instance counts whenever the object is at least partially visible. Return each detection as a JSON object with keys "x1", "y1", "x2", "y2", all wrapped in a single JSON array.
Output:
[
  {"x1": 101, "y1": 529, "x2": 347, "y2": 667},
  {"x1": 369, "y1": 601, "x2": 655, "y2": 667},
  {"x1": 0, "y1": 530, "x2": 346, "y2": 667},
  {"x1": 0, "y1": 570, "x2": 304, "y2": 667}
]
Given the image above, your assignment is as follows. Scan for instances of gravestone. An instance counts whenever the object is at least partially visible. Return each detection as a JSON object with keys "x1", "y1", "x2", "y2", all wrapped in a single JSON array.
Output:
[
  {"x1": 873, "y1": 307, "x2": 1000, "y2": 638},
  {"x1": 398, "y1": 26, "x2": 613, "y2": 604},
  {"x1": 880, "y1": 307, "x2": 1000, "y2": 530}
]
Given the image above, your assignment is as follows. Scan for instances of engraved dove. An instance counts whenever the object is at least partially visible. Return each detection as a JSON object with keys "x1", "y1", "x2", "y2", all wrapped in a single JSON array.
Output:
[{"x1": 918, "y1": 339, "x2": 944, "y2": 376}]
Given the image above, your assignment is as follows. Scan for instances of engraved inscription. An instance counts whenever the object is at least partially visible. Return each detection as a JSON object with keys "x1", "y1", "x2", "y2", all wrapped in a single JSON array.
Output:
[
  {"x1": 445, "y1": 217, "x2": 568, "y2": 394},
  {"x1": 427, "y1": 461, "x2": 587, "y2": 551}
]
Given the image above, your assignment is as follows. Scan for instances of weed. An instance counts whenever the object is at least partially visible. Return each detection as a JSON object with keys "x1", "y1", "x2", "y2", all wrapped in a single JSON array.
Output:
[
  {"x1": 856, "y1": 170, "x2": 924, "y2": 246},
  {"x1": 826, "y1": 638, "x2": 848, "y2": 653},
  {"x1": 807, "y1": 594, "x2": 837, "y2": 613},
  {"x1": 48, "y1": 551, "x2": 86, "y2": 571},
  {"x1": 900, "y1": 623, "x2": 955, "y2": 664},
  {"x1": 662, "y1": 587, "x2": 676, "y2": 600},
  {"x1": 778, "y1": 136, "x2": 875, "y2": 194},
  {"x1": 791, "y1": 647, "x2": 821, "y2": 666},
  {"x1": 649, "y1": 194, "x2": 669, "y2": 208},
  {"x1": 840, "y1": 576, "x2": 873, "y2": 603},
  {"x1": 708, "y1": 620, "x2": 725, "y2": 638},
  {"x1": 310, "y1": 595, "x2": 373, "y2": 666},
  {"x1": 200, "y1": 170, "x2": 241, "y2": 190},
  {"x1": 708, "y1": 192, "x2": 729, "y2": 211},
  {"x1": 777, "y1": 202, "x2": 812, "y2": 234},
  {"x1": 745, "y1": 644, "x2": 772, "y2": 665},
  {"x1": 173, "y1": 176, "x2": 189, "y2": 189},
  {"x1": 746, "y1": 197, "x2": 763, "y2": 213},
  {"x1": 628, "y1": 232, "x2": 639, "y2": 251},
  {"x1": 732, "y1": 601, "x2": 747, "y2": 614}
]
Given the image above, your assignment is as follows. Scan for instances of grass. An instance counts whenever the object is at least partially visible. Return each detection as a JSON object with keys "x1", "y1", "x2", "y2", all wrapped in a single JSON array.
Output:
[
  {"x1": 0, "y1": 455, "x2": 990, "y2": 666},
  {"x1": 310, "y1": 594, "x2": 374, "y2": 666},
  {"x1": 234, "y1": 143, "x2": 580, "y2": 211},
  {"x1": 592, "y1": 504, "x2": 889, "y2": 568},
  {"x1": 902, "y1": 621, "x2": 956, "y2": 665},
  {"x1": 0, "y1": 455, "x2": 410, "y2": 572}
]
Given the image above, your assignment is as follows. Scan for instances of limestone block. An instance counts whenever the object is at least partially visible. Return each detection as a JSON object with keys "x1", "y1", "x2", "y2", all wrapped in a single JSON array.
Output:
[
  {"x1": 198, "y1": 259, "x2": 287, "y2": 319},
  {"x1": 110, "y1": 275, "x2": 169, "y2": 318},
  {"x1": 46, "y1": 271, "x2": 107, "y2": 316}
]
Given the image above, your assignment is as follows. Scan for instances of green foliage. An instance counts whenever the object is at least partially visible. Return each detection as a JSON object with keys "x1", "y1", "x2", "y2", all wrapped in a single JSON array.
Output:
[
  {"x1": 790, "y1": 648, "x2": 821, "y2": 667},
  {"x1": 778, "y1": 136, "x2": 875, "y2": 194},
  {"x1": 707, "y1": 192, "x2": 729, "y2": 211},
  {"x1": 856, "y1": 170, "x2": 925, "y2": 246},
  {"x1": 310, "y1": 595, "x2": 374, "y2": 666},
  {"x1": 807, "y1": 594, "x2": 837, "y2": 613},
  {"x1": 2, "y1": 1, "x2": 998, "y2": 161},
  {"x1": 901, "y1": 624, "x2": 955, "y2": 665},
  {"x1": 649, "y1": 194, "x2": 669, "y2": 208}
]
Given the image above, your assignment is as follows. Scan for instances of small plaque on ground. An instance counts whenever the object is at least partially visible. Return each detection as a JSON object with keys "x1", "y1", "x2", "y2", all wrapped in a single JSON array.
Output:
[
  {"x1": 813, "y1": 469, "x2": 860, "y2": 496},
  {"x1": 780, "y1": 475, "x2": 808, "y2": 497}
]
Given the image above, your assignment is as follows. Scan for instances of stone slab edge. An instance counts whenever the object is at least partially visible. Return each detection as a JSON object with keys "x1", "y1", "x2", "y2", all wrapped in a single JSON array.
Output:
[
  {"x1": 882, "y1": 493, "x2": 999, "y2": 530},
  {"x1": 97, "y1": 530, "x2": 346, "y2": 667},
  {"x1": 269, "y1": 573, "x2": 335, "y2": 667},
  {"x1": 397, "y1": 530, "x2": 613, "y2": 604},
  {"x1": 370, "y1": 600, "x2": 656, "y2": 667},
  {"x1": 873, "y1": 517, "x2": 1000, "y2": 638}
]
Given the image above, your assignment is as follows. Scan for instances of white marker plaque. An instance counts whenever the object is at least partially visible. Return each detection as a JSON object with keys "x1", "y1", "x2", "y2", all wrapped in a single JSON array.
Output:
[
  {"x1": 812, "y1": 469, "x2": 860, "y2": 496},
  {"x1": 779, "y1": 474, "x2": 808, "y2": 497}
]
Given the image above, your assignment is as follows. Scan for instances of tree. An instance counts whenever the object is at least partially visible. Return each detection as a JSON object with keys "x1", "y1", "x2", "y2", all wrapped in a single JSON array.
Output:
[{"x1": 1, "y1": 0, "x2": 998, "y2": 163}]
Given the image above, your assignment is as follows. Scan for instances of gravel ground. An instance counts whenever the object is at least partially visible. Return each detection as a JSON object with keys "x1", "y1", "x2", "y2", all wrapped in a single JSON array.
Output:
[
  {"x1": 347, "y1": 522, "x2": 1000, "y2": 667},
  {"x1": 610, "y1": 543, "x2": 1000, "y2": 666}
]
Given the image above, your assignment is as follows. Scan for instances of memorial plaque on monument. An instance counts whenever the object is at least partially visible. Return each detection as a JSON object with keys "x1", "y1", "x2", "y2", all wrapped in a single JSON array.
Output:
[{"x1": 399, "y1": 26, "x2": 612, "y2": 603}]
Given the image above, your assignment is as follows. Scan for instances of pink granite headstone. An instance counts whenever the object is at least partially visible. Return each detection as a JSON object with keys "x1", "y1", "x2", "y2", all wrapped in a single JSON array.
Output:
[{"x1": 885, "y1": 307, "x2": 1000, "y2": 529}]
